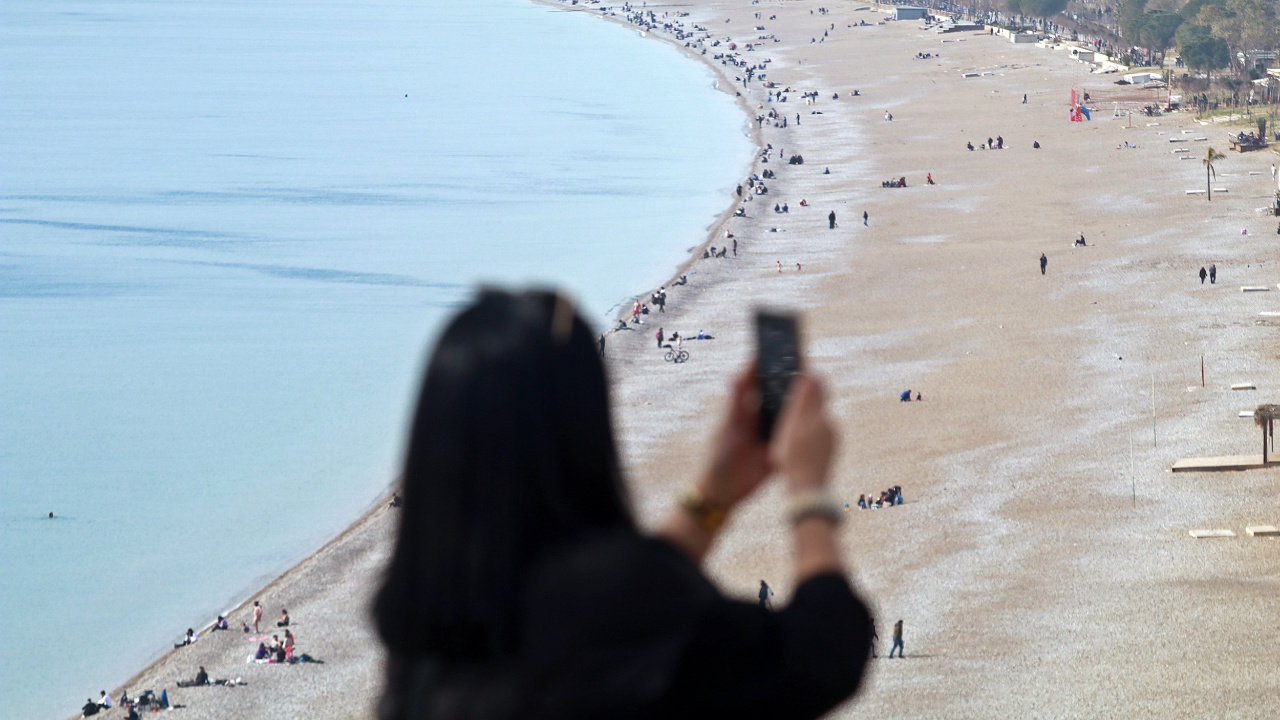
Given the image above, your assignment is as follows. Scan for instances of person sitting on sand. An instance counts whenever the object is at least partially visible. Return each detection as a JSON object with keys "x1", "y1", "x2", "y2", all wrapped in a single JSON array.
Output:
[
  {"x1": 98, "y1": 692, "x2": 113, "y2": 709},
  {"x1": 1033, "y1": 141, "x2": 1040, "y2": 149},
  {"x1": 967, "y1": 142, "x2": 974, "y2": 151},
  {"x1": 174, "y1": 628, "x2": 197, "y2": 647},
  {"x1": 388, "y1": 492, "x2": 403, "y2": 508},
  {"x1": 123, "y1": 703, "x2": 141, "y2": 720},
  {"x1": 195, "y1": 666, "x2": 209, "y2": 685},
  {"x1": 210, "y1": 615, "x2": 228, "y2": 633},
  {"x1": 900, "y1": 390, "x2": 912, "y2": 402},
  {"x1": 255, "y1": 642, "x2": 270, "y2": 661},
  {"x1": 857, "y1": 494, "x2": 867, "y2": 509},
  {"x1": 82, "y1": 699, "x2": 100, "y2": 717},
  {"x1": 277, "y1": 609, "x2": 290, "y2": 627}
]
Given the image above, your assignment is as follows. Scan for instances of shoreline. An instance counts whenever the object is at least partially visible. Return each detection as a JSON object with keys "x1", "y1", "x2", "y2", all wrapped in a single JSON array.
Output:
[
  {"x1": 72, "y1": 4, "x2": 766, "y2": 717},
  {"x1": 531, "y1": 0, "x2": 770, "y2": 322},
  {"x1": 104, "y1": 487, "x2": 395, "y2": 706}
]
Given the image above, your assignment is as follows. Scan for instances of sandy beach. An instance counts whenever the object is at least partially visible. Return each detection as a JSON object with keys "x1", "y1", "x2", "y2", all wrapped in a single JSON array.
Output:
[{"x1": 79, "y1": 1, "x2": 1280, "y2": 718}]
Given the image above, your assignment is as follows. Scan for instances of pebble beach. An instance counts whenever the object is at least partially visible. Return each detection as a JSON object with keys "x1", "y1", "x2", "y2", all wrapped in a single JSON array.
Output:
[{"x1": 77, "y1": 1, "x2": 1280, "y2": 718}]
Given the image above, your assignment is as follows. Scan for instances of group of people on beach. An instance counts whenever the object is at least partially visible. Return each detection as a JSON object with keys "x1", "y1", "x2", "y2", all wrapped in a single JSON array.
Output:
[
  {"x1": 251, "y1": 630, "x2": 297, "y2": 664},
  {"x1": 82, "y1": 689, "x2": 162, "y2": 718},
  {"x1": 857, "y1": 486, "x2": 904, "y2": 509}
]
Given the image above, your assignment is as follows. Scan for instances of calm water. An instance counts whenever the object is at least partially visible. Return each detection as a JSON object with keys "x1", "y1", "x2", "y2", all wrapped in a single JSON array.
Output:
[{"x1": 0, "y1": 0, "x2": 751, "y2": 716}]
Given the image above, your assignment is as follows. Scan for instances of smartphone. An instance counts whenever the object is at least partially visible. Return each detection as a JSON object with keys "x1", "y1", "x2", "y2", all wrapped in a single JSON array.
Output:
[{"x1": 756, "y1": 311, "x2": 801, "y2": 441}]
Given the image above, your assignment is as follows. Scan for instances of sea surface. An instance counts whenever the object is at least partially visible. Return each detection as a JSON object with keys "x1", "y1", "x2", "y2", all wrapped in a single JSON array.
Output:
[{"x1": 0, "y1": 1, "x2": 751, "y2": 716}]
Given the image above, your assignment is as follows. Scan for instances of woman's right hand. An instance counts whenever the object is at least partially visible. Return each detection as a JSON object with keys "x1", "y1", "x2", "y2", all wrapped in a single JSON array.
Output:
[{"x1": 771, "y1": 375, "x2": 836, "y2": 494}]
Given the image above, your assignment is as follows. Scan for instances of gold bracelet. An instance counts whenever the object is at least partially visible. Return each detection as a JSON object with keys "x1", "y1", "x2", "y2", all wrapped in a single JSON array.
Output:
[
  {"x1": 787, "y1": 490, "x2": 843, "y2": 526},
  {"x1": 679, "y1": 488, "x2": 729, "y2": 533}
]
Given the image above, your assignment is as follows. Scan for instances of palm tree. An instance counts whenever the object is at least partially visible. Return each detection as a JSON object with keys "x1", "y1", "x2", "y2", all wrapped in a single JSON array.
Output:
[
  {"x1": 1203, "y1": 147, "x2": 1225, "y2": 201},
  {"x1": 1254, "y1": 404, "x2": 1279, "y2": 463}
]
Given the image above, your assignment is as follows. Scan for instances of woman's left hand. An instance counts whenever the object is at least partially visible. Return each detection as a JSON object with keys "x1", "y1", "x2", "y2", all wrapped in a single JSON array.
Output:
[{"x1": 699, "y1": 368, "x2": 774, "y2": 509}]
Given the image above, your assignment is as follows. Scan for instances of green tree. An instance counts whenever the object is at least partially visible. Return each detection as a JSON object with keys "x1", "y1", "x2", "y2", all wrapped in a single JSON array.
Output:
[
  {"x1": 1142, "y1": 12, "x2": 1185, "y2": 49},
  {"x1": 1018, "y1": 0, "x2": 1068, "y2": 19},
  {"x1": 1178, "y1": 0, "x2": 1222, "y2": 22},
  {"x1": 1177, "y1": 23, "x2": 1231, "y2": 73},
  {"x1": 1194, "y1": 0, "x2": 1280, "y2": 76},
  {"x1": 1119, "y1": 0, "x2": 1185, "y2": 50},
  {"x1": 1119, "y1": 0, "x2": 1149, "y2": 39},
  {"x1": 1226, "y1": 0, "x2": 1279, "y2": 61}
]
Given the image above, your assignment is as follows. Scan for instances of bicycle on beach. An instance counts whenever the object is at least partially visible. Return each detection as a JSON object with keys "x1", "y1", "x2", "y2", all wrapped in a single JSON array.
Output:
[{"x1": 665, "y1": 347, "x2": 690, "y2": 363}]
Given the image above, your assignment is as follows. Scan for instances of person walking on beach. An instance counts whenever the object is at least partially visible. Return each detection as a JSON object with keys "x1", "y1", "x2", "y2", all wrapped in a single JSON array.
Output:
[
  {"x1": 1199, "y1": 266, "x2": 1207, "y2": 284},
  {"x1": 598, "y1": 334, "x2": 606, "y2": 359},
  {"x1": 656, "y1": 327, "x2": 664, "y2": 348},
  {"x1": 1039, "y1": 253, "x2": 1047, "y2": 275},
  {"x1": 252, "y1": 601, "x2": 263, "y2": 633},
  {"x1": 829, "y1": 211, "x2": 837, "y2": 229},
  {"x1": 777, "y1": 260, "x2": 783, "y2": 273},
  {"x1": 863, "y1": 211, "x2": 868, "y2": 226},
  {"x1": 889, "y1": 619, "x2": 904, "y2": 658},
  {"x1": 1271, "y1": 163, "x2": 1276, "y2": 181},
  {"x1": 869, "y1": 619, "x2": 878, "y2": 658},
  {"x1": 758, "y1": 580, "x2": 773, "y2": 608},
  {"x1": 732, "y1": 239, "x2": 738, "y2": 256},
  {"x1": 1209, "y1": 263, "x2": 1217, "y2": 284},
  {"x1": 1022, "y1": 93, "x2": 1027, "y2": 104}
]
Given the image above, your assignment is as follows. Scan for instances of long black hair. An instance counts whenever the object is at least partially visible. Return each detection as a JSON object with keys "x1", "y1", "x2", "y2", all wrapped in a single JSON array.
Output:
[{"x1": 374, "y1": 289, "x2": 632, "y2": 663}]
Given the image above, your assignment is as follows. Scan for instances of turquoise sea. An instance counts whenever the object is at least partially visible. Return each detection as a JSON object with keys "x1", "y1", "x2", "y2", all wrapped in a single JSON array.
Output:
[{"x1": 0, "y1": 1, "x2": 751, "y2": 717}]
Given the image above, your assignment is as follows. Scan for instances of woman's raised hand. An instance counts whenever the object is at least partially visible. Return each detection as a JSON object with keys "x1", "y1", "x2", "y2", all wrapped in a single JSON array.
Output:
[
  {"x1": 698, "y1": 369, "x2": 774, "y2": 510},
  {"x1": 770, "y1": 375, "x2": 836, "y2": 494}
]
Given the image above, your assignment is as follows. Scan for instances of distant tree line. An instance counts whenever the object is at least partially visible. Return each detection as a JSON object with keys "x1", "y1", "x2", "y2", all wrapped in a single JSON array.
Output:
[{"x1": 1118, "y1": 0, "x2": 1278, "y2": 74}]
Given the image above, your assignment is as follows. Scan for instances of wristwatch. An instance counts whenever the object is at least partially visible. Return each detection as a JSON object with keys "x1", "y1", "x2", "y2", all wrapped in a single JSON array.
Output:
[{"x1": 787, "y1": 490, "x2": 843, "y2": 526}]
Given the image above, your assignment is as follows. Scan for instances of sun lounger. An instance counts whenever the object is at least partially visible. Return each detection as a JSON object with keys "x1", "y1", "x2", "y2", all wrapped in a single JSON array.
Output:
[
  {"x1": 1240, "y1": 286, "x2": 1268, "y2": 292},
  {"x1": 1231, "y1": 383, "x2": 1257, "y2": 390},
  {"x1": 1246, "y1": 525, "x2": 1280, "y2": 536},
  {"x1": 1189, "y1": 529, "x2": 1235, "y2": 538}
]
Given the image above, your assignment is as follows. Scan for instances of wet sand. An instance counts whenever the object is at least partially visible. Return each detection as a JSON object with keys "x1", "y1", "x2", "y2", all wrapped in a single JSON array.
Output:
[{"x1": 81, "y1": 1, "x2": 1280, "y2": 718}]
